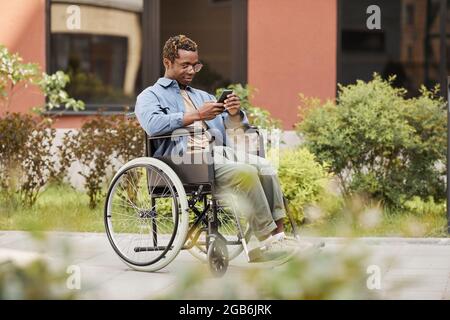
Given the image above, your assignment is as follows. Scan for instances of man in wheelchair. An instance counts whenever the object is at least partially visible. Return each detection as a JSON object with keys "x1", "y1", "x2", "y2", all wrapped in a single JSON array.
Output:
[{"x1": 135, "y1": 35, "x2": 301, "y2": 261}]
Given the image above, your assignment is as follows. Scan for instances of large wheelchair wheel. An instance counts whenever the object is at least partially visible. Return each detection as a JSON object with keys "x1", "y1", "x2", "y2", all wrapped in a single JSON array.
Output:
[
  {"x1": 104, "y1": 157, "x2": 189, "y2": 272},
  {"x1": 188, "y1": 195, "x2": 251, "y2": 263}
]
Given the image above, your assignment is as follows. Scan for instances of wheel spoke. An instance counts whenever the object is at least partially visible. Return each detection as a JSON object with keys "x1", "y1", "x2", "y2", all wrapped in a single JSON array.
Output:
[
  {"x1": 189, "y1": 196, "x2": 251, "y2": 262},
  {"x1": 105, "y1": 163, "x2": 184, "y2": 267}
]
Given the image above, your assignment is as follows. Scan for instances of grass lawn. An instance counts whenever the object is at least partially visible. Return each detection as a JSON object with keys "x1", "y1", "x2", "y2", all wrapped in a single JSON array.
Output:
[
  {"x1": 0, "y1": 184, "x2": 104, "y2": 232},
  {"x1": 0, "y1": 183, "x2": 448, "y2": 237}
]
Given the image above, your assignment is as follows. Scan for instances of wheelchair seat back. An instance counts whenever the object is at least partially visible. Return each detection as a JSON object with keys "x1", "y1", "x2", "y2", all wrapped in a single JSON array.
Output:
[{"x1": 145, "y1": 134, "x2": 215, "y2": 190}]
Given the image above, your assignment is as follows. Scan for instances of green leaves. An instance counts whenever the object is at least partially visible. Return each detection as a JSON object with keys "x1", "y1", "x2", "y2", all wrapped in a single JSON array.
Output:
[
  {"x1": 0, "y1": 45, "x2": 86, "y2": 207},
  {"x1": 0, "y1": 44, "x2": 84, "y2": 114},
  {"x1": 216, "y1": 83, "x2": 282, "y2": 130},
  {"x1": 0, "y1": 45, "x2": 38, "y2": 87},
  {"x1": 297, "y1": 73, "x2": 446, "y2": 208},
  {"x1": 274, "y1": 147, "x2": 331, "y2": 224},
  {"x1": 37, "y1": 71, "x2": 84, "y2": 112},
  {"x1": 0, "y1": 112, "x2": 143, "y2": 209},
  {"x1": 61, "y1": 114, "x2": 145, "y2": 208},
  {"x1": 0, "y1": 113, "x2": 56, "y2": 207}
]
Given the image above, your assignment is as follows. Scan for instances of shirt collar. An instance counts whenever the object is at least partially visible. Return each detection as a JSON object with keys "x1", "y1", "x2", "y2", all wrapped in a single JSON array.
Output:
[{"x1": 157, "y1": 77, "x2": 193, "y2": 91}]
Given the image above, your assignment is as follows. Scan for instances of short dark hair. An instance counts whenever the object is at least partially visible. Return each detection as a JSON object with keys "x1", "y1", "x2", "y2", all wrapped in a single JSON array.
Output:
[{"x1": 163, "y1": 35, "x2": 198, "y2": 63}]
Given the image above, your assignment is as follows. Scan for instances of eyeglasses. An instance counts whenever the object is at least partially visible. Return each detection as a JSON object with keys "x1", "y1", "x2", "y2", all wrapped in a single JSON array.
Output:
[{"x1": 176, "y1": 62, "x2": 203, "y2": 73}]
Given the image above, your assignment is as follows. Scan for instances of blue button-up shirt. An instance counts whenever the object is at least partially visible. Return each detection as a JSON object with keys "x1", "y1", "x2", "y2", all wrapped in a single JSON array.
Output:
[{"x1": 135, "y1": 77, "x2": 249, "y2": 157}]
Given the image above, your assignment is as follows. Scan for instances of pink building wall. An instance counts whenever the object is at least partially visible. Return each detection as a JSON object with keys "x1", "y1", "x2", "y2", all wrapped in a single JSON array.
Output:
[
  {"x1": 248, "y1": 0, "x2": 337, "y2": 130},
  {"x1": 0, "y1": 0, "x2": 46, "y2": 114},
  {"x1": 1, "y1": 0, "x2": 338, "y2": 130}
]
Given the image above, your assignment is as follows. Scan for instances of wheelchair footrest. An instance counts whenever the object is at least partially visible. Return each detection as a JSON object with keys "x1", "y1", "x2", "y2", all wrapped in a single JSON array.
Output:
[{"x1": 248, "y1": 247, "x2": 264, "y2": 262}]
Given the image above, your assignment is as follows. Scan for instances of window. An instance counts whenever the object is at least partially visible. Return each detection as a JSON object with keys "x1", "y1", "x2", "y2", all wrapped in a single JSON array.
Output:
[
  {"x1": 49, "y1": 0, "x2": 143, "y2": 112},
  {"x1": 338, "y1": 0, "x2": 448, "y2": 97},
  {"x1": 160, "y1": 0, "x2": 233, "y2": 93},
  {"x1": 406, "y1": 3, "x2": 415, "y2": 25},
  {"x1": 47, "y1": 0, "x2": 247, "y2": 113},
  {"x1": 342, "y1": 30, "x2": 385, "y2": 52}
]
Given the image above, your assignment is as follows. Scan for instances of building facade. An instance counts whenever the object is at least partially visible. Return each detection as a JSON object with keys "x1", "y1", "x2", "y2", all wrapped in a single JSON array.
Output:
[{"x1": 0, "y1": 0, "x2": 448, "y2": 131}]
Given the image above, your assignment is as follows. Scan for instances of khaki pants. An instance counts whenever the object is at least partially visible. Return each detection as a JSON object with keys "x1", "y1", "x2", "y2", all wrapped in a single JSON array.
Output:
[{"x1": 212, "y1": 145, "x2": 286, "y2": 239}]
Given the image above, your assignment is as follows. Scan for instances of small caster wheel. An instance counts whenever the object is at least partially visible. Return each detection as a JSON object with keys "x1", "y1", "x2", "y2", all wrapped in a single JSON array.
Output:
[{"x1": 207, "y1": 237, "x2": 229, "y2": 277}]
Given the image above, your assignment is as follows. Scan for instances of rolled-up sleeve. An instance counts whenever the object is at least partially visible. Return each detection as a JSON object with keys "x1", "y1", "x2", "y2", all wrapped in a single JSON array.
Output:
[{"x1": 135, "y1": 90, "x2": 184, "y2": 136}]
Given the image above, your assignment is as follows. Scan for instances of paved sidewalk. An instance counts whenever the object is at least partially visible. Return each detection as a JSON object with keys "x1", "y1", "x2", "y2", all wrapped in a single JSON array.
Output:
[{"x1": 0, "y1": 231, "x2": 449, "y2": 299}]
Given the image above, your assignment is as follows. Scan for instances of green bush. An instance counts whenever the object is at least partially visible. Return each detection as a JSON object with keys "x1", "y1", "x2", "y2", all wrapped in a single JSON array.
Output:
[
  {"x1": 59, "y1": 113, "x2": 144, "y2": 208},
  {"x1": 273, "y1": 147, "x2": 332, "y2": 224},
  {"x1": 216, "y1": 83, "x2": 282, "y2": 130},
  {"x1": 297, "y1": 74, "x2": 446, "y2": 208},
  {"x1": 0, "y1": 113, "x2": 57, "y2": 207},
  {"x1": 0, "y1": 44, "x2": 84, "y2": 207},
  {"x1": 403, "y1": 196, "x2": 446, "y2": 217}
]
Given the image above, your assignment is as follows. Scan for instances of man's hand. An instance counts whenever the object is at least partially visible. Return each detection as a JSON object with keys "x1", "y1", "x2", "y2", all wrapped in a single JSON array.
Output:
[
  {"x1": 198, "y1": 101, "x2": 225, "y2": 120},
  {"x1": 224, "y1": 93, "x2": 241, "y2": 116}
]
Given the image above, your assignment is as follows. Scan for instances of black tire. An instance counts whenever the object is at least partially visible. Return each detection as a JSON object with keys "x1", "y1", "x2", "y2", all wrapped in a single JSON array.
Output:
[{"x1": 207, "y1": 236, "x2": 229, "y2": 277}]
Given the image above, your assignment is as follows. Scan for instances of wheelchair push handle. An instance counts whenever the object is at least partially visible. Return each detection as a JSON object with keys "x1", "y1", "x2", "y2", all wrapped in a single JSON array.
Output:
[{"x1": 126, "y1": 112, "x2": 136, "y2": 120}]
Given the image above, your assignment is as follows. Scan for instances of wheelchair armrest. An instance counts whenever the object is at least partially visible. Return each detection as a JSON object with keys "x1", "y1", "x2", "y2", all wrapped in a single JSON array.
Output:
[
  {"x1": 148, "y1": 126, "x2": 214, "y2": 143},
  {"x1": 129, "y1": 114, "x2": 209, "y2": 142},
  {"x1": 244, "y1": 124, "x2": 259, "y2": 131}
]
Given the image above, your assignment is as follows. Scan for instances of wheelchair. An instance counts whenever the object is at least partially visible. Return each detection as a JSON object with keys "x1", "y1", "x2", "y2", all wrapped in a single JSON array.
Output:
[{"x1": 104, "y1": 113, "x2": 300, "y2": 276}]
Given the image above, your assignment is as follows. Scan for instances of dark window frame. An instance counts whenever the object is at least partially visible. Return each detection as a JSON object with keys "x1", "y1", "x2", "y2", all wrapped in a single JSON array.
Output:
[
  {"x1": 336, "y1": 0, "x2": 448, "y2": 98},
  {"x1": 44, "y1": 0, "x2": 248, "y2": 116},
  {"x1": 208, "y1": 0, "x2": 232, "y2": 7}
]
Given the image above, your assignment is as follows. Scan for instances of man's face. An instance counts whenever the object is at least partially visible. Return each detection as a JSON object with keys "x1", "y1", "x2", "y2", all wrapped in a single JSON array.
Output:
[{"x1": 164, "y1": 49, "x2": 199, "y2": 86}]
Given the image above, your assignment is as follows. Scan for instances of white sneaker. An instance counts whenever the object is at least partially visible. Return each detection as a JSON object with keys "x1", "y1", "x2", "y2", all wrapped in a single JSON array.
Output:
[
  {"x1": 248, "y1": 233, "x2": 316, "y2": 263},
  {"x1": 248, "y1": 234, "x2": 286, "y2": 262},
  {"x1": 258, "y1": 232, "x2": 285, "y2": 250},
  {"x1": 264, "y1": 233, "x2": 316, "y2": 254}
]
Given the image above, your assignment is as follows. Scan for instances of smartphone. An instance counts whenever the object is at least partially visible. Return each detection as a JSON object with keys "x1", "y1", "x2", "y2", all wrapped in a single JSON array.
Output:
[{"x1": 216, "y1": 90, "x2": 233, "y2": 104}]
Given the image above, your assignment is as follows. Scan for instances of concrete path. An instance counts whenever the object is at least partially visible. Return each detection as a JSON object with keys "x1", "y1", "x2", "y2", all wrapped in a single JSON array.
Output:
[{"x1": 0, "y1": 231, "x2": 449, "y2": 300}]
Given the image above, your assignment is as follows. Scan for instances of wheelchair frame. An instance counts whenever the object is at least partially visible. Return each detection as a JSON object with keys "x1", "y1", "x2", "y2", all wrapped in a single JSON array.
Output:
[
  {"x1": 104, "y1": 113, "x2": 298, "y2": 276},
  {"x1": 143, "y1": 122, "x2": 263, "y2": 266}
]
